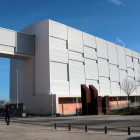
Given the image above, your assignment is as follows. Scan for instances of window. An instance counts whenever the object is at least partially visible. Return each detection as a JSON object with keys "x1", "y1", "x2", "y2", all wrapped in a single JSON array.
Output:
[
  {"x1": 71, "y1": 98, "x2": 81, "y2": 102},
  {"x1": 78, "y1": 98, "x2": 81, "y2": 101},
  {"x1": 71, "y1": 98, "x2": 76, "y2": 102},
  {"x1": 110, "y1": 97, "x2": 117, "y2": 101}
]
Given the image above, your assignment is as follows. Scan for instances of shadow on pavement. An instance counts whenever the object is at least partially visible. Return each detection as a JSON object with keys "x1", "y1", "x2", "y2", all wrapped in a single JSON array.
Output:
[{"x1": 127, "y1": 136, "x2": 140, "y2": 140}]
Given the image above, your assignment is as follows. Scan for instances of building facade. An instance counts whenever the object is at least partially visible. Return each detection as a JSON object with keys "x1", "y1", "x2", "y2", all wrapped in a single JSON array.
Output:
[{"x1": 9, "y1": 19, "x2": 140, "y2": 114}]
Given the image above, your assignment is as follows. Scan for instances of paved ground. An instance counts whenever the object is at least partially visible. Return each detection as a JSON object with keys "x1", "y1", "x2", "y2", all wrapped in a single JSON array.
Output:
[
  {"x1": 0, "y1": 121, "x2": 140, "y2": 140},
  {"x1": 1, "y1": 115, "x2": 140, "y2": 132}
]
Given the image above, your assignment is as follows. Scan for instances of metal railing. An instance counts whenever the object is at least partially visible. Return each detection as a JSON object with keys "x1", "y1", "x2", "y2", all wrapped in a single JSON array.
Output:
[{"x1": 110, "y1": 101, "x2": 140, "y2": 110}]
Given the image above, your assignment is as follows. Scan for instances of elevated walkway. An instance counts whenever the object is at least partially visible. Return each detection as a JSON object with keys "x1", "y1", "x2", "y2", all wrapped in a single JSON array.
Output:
[{"x1": 0, "y1": 27, "x2": 34, "y2": 60}]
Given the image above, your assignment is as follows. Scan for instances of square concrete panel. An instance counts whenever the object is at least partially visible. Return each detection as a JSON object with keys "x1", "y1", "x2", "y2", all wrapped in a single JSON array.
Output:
[
  {"x1": 96, "y1": 37, "x2": 108, "y2": 59},
  {"x1": 84, "y1": 46, "x2": 97, "y2": 60},
  {"x1": 125, "y1": 48, "x2": 132, "y2": 56},
  {"x1": 133, "y1": 51, "x2": 139, "y2": 59},
  {"x1": 50, "y1": 49, "x2": 68, "y2": 64},
  {"x1": 117, "y1": 45, "x2": 127, "y2": 70},
  {"x1": 50, "y1": 37, "x2": 67, "y2": 50},
  {"x1": 69, "y1": 51, "x2": 84, "y2": 62},
  {"x1": 99, "y1": 77, "x2": 111, "y2": 95},
  {"x1": 127, "y1": 68, "x2": 134, "y2": 77},
  {"x1": 0, "y1": 28, "x2": 16, "y2": 47},
  {"x1": 69, "y1": 60, "x2": 85, "y2": 94},
  {"x1": 98, "y1": 58, "x2": 109, "y2": 77},
  {"x1": 50, "y1": 20, "x2": 67, "y2": 40},
  {"x1": 119, "y1": 69, "x2": 127, "y2": 83},
  {"x1": 68, "y1": 27, "x2": 83, "y2": 53},
  {"x1": 0, "y1": 45, "x2": 14, "y2": 52},
  {"x1": 109, "y1": 64, "x2": 119, "y2": 82},
  {"x1": 86, "y1": 80, "x2": 99, "y2": 92},
  {"x1": 50, "y1": 62, "x2": 68, "y2": 81},
  {"x1": 51, "y1": 81, "x2": 69, "y2": 94},
  {"x1": 111, "y1": 82, "x2": 121, "y2": 95},
  {"x1": 107, "y1": 41, "x2": 118, "y2": 65},
  {"x1": 83, "y1": 32, "x2": 96, "y2": 48},
  {"x1": 133, "y1": 58, "x2": 140, "y2": 79},
  {"x1": 85, "y1": 59, "x2": 98, "y2": 80},
  {"x1": 126, "y1": 56, "x2": 133, "y2": 68}
]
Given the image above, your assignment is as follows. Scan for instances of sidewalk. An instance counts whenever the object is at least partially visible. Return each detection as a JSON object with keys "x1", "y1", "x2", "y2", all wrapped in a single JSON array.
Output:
[
  {"x1": 0, "y1": 121, "x2": 140, "y2": 140},
  {"x1": 1, "y1": 115, "x2": 140, "y2": 133}
]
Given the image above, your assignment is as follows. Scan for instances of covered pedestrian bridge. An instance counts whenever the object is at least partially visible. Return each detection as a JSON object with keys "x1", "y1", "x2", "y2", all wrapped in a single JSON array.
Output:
[{"x1": 0, "y1": 27, "x2": 34, "y2": 60}]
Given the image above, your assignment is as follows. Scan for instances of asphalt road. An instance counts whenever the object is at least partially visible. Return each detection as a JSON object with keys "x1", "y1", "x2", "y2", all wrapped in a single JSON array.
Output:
[{"x1": 0, "y1": 115, "x2": 140, "y2": 132}]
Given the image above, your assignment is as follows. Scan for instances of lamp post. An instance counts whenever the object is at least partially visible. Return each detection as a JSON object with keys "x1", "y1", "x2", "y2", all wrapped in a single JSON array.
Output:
[
  {"x1": 15, "y1": 70, "x2": 18, "y2": 109},
  {"x1": 51, "y1": 92, "x2": 53, "y2": 129},
  {"x1": 42, "y1": 104, "x2": 43, "y2": 116}
]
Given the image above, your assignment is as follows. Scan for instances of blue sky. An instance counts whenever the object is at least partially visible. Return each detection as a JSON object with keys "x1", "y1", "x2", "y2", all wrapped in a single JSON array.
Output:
[{"x1": 0, "y1": 0, "x2": 140, "y2": 101}]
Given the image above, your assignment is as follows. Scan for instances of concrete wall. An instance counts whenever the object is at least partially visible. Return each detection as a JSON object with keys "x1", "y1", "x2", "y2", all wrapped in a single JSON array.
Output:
[
  {"x1": 10, "y1": 19, "x2": 54, "y2": 114},
  {"x1": 10, "y1": 19, "x2": 140, "y2": 114},
  {"x1": 21, "y1": 19, "x2": 50, "y2": 96},
  {"x1": 49, "y1": 20, "x2": 140, "y2": 97}
]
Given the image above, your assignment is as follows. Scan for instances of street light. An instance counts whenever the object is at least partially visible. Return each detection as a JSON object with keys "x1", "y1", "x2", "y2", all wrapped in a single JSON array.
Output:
[
  {"x1": 15, "y1": 70, "x2": 18, "y2": 109},
  {"x1": 42, "y1": 104, "x2": 43, "y2": 116},
  {"x1": 51, "y1": 92, "x2": 53, "y2": 129}
]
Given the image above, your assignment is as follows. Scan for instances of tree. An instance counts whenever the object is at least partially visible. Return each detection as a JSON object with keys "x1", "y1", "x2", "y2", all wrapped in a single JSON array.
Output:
[
  {"x1": 119, "y1": 78, "x2": 137, "y2": 107},
  {"x1": 136, "y1": 70, "x2": 140, "y2": 86},
  {"x1": 0, "y1": 100, "x2": 6, "y2": 108}
]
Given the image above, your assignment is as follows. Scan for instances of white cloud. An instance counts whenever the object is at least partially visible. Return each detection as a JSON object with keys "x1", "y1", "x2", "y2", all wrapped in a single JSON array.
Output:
[
  {"x1": 116, "y1": 37, "x2": 123, "y2": 44},
  {"x1": 109, "y1": 0, "x2": 122, "y2": 5}
]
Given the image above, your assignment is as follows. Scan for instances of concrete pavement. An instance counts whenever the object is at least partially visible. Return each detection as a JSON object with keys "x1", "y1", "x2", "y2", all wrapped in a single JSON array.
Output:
[
  {"x1": 1, "y1": 115, "x2": 140, "y2": 132},
  {"x1": 0, "y1": 121, "x2": 140, "y2": 140}
]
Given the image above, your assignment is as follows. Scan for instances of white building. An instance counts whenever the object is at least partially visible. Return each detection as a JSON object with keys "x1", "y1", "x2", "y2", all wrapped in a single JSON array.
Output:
[{"x1": 2, "y1": 19, "x2": 139, "y2": 114}]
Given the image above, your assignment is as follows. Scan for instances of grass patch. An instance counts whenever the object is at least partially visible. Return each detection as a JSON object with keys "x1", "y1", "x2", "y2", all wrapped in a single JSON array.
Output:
[{"x1": 108, "y1": 106, "x2": 140, "y2": 115}]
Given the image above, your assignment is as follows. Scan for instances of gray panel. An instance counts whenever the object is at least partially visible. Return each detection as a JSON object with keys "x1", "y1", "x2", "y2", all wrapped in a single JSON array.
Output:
[{"x1": 16, "y1": 32, "x2": 34, "y2": 55}]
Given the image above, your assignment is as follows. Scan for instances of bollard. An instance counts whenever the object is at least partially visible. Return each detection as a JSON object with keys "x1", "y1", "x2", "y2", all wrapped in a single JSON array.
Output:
[
  {"x1": 54, "y1": 123, "x2": 57, "y2": 129},
  {"x1": 85, "y1": 125, "x2": 88, "y2": 132},
  {"x1": 128, "y1": 127, "x2": 131, "y2": 135},
  {"x1": 105, "y1": 126, "x2": 107, "y2": 134},
  {"x1": 69, "y1": 124, "x2": 71, "y2": 131}
]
